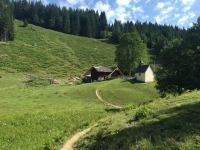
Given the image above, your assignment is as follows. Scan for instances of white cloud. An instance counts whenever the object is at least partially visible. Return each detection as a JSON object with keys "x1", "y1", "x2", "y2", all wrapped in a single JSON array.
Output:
[
  {"x1": 132, "y1": 6, "x2": 144, "y2": 13},
  {"x1": 115, "y1": 6, "x2": 131, "y2": 23},
  {"x1": 107, "y1": 10, "x2": 115, "y2": 21},
  {"x1": 156, "y1": 2, "x2": 164, "y2": 9},
  {"x1": 161, "y1": 7, "x2": 174, "y2": 15},
  {"x1": 181, "y1": 0, "x2": 196, "y2": 6},
  {"x1": 178, "y1": 15, "x2": 188, "y2": 26},
  {"x1": 116, "y1": 0, "x2": 131, "y2": 7},
  {"x1": 155, "y1": 2, "x2": 170, "y2": 9},
  {"x1": 42, "y1": 0, "x2": 49, "y2": 5},
  {"x1": 182, "y1": 6, "x2": 190, "y2": 12},
  {"x1": 174, "y1": 13, "x2": 180, "y2": 18},
  {"x1": 189, "y1": 12, "x2": 196, "y2": 18},
  {"x1": 94, "y1": 1, "x2": 110, "y2": 12},
  {"x1": 155, "y1": 14, "x2": 170, "y2": 24},
  {"x1": 79, "y1": 5, "x2": 89, "y2": 10},
  {"x1": 189, "y1": 22, "x2": 193, "y2": 27}
]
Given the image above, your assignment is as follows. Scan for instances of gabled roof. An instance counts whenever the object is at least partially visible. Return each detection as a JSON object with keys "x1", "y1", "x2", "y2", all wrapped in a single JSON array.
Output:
[
  {"x1": 93, "y1": 66, "x2": 116, "y2": 72},
  {"x1": 135, "y1": 65, "x2": 150, "y2": 73},
  {"x1": 83, "y1": 66, "x2": 123, "y2": 76}
]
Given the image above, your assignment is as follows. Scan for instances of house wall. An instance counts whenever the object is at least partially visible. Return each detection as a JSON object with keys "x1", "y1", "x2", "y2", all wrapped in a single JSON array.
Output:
[
  {"x1": 135, "y1": 73, "x2": 145, "y2": 82},
  {"x1": 144, "y1": 67, "x2": 154, "y2": 82}
]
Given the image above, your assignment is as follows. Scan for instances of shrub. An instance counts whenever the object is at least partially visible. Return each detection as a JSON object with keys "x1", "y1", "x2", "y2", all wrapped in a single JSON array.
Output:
[
  {"x1": 121, "y1": 103, "x2": 136, "y2": 112},
  {"x1": 135, "y1": 105, "x2": 150, "y2": 120}
]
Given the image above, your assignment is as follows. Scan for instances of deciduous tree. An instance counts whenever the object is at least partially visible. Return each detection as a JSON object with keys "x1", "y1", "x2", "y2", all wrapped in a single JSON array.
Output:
[{"x1": 115, "y1": 32, "x2": 148, "y2": 76}]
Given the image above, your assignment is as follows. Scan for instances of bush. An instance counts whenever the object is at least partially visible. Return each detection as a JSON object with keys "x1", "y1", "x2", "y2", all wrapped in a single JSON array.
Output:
[
  {"x1": 135, "y1": 105, "x2": 150, "y2": 120},
  {"x1": 121, "y1": 103, "x2": 136, "y2": 112}
]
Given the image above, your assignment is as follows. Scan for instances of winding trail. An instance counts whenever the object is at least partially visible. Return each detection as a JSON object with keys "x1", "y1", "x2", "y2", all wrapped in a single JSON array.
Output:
[
  {"x1": 61, "y1": 89, "x2": 121, "y2": 150},
  {"x1": 61, "y1": 124, "x2": 98, "y2": 150},
  {"x1": 96, "y1": 89, "x2": 122, "y2": 109}
]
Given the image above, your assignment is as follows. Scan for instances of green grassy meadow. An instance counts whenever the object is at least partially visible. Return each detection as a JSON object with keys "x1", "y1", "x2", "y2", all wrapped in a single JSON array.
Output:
[
  {"x1": 0, "y1": 20, "x2": 116, "y2": 78},
  {"x1": 98, "y1": 78, "x2": 159, "y2": 106},
  {"x1": 0, "y1": 73, "x2": 158, "y2": 149},
  {"x1": 76, "y1": 90, "x2": 200, "y2": 150}
]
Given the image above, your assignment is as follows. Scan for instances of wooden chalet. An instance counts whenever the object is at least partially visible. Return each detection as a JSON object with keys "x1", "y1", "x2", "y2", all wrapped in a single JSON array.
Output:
[{"x1": 83, "y1": 66, "x2": 124, "y2": 82}]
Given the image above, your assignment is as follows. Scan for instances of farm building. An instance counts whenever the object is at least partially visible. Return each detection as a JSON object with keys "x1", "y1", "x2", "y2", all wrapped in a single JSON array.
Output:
[
  {"x1": 135, "y1": 61, "x2": 154, "y2": 82},
  {"x1": 83, "y1": 66, "x2": 124, "y2": 82}
]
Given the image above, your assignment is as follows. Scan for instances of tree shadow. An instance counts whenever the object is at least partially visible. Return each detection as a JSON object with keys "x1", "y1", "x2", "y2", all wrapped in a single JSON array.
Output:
[
  {"x1": 104, "y1": 108, "x2": 121, "y2": 113},
  {"x1": 121, "y1": 78, "x2": 144, "y2": 84},
  {"x1": 80, "y1": 102, "x2": 200, "y2": 149},
  {"x1": 98, "y1": 38, "x2": 118, "y2": 45}
]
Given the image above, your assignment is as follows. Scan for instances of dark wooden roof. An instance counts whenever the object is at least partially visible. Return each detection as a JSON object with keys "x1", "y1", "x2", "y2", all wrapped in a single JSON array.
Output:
[
  {"x1": 83, "y1": 66, "x2": 124, "y2": 76},
  {"x1": 93, "y1": 66, "x2": 116, "y2": 72},
  {"x1": 135, "y1": 65, "x2": 150, "y2": 73}
]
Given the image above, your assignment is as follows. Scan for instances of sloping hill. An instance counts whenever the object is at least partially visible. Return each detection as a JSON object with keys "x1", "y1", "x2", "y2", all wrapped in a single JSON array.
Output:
[
  {"x1": 0, "y1": 77, "x2": 158, "y2": 149},
  {"x1": 0, "y1": 20, "x2": 116, "y2": 78},
  {"x1": 75, "y1": 90, "x2": 200, "y2": 149}
]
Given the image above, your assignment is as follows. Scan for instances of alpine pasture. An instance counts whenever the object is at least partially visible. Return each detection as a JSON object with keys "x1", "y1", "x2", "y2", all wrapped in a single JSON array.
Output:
[{"x1": 0, "y1": 21, "x2": 159, "y2": 149}]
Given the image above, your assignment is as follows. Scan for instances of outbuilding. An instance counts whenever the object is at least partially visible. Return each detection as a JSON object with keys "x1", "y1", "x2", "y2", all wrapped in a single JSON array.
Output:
[{"x1": 135, "y1": 61, "x2": 154, "y2": 82}]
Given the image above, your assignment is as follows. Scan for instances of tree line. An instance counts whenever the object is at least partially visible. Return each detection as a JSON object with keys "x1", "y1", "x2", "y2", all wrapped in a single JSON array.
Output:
[
  {"x1": 13, "y1": 0, "x2": 107, "y2": 38},
  {"x1": 111, "y1": 20, "x2": 186, "y2": 56}
]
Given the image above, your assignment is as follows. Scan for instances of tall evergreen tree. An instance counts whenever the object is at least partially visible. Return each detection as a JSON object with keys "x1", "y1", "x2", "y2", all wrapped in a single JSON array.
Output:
[
  {"x1": 0, "y1": 0, "x2": 15, "y2": 41},
  {"x1": 61, "y1": 7, "x2": 70, "y2": 33}
]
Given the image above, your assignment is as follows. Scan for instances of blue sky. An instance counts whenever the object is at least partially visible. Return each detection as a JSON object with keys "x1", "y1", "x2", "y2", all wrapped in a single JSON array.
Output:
[{"x1": 36, "y1": 0, "x2": 199, "y2": 28}]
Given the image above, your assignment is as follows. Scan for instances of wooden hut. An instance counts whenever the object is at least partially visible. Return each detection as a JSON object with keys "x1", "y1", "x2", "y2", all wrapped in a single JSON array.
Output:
[{"x1": 83, "y1": 66, "x2": 124, "y2": 82}]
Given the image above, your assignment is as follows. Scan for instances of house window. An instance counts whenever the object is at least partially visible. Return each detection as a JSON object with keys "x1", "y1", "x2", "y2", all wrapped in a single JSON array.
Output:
[{"x1": 139, "y1": 73, "x2": 141, "y2": 76}]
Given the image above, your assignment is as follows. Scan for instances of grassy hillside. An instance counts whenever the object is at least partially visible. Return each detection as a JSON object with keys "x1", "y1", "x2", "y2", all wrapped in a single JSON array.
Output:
[
  {"x1": 98, "y1": 78, "x2": 159, "y2": 106},
  {"x1": 76, "y1": 90, "x2": 200, "y2": 149},
  {"x1": 0, "y1": 20, "x2": 116, "y2": 78},
  {"x1": 0, "y1": 76, "x2": 158, "y2": 149}
]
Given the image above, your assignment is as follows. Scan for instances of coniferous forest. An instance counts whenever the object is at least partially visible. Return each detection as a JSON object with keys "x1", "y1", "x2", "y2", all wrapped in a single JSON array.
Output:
[{"x1": 0, "y1": 0, "x2": 188, "y2": 56}]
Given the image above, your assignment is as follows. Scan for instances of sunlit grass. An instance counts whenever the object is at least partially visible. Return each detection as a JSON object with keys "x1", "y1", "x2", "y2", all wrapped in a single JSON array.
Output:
[
  {"x1": 76, "y1": 90, "x2": 200, "y2": 150},
  {"x1": 0, "y1": 20, "x2": 116, "y2": 78}
]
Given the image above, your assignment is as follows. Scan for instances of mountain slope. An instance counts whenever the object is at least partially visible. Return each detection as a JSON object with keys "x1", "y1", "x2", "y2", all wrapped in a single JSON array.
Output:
[{"x1": 0, "y1": 20, "x2": 116, "y2": 78}]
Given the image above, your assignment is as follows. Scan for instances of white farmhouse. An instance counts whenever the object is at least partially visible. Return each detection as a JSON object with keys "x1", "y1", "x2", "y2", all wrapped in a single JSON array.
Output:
[{"x1": 135, "y1": 61, "x2": 154, "y2": 82}]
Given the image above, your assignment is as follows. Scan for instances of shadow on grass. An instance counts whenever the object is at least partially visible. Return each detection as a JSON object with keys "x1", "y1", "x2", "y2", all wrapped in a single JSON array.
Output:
[
  {"x1": 104, "y1": 108, "x2": 121, "y2": 113},
  {"x1": 121, "y1": 78, "x2": 144, "y2": 84},
  {"x1": 98, "y1": 38, "x2": 118, "y2": 45},
  {"x1": 80, "y1": 102, "x2": 200, "y2": 149}
]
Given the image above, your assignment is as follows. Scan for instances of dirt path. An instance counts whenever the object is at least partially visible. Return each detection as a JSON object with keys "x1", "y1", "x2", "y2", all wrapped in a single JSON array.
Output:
[
  {"x1": 96, "y1": 89, "x2": 122, "y2": 109},
  {"x1": 61, "y1": 89, "x2": 121, "y2": 150},
  {"x1": 61, "y1": 124, "x2": 98, "y2": 150}
]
